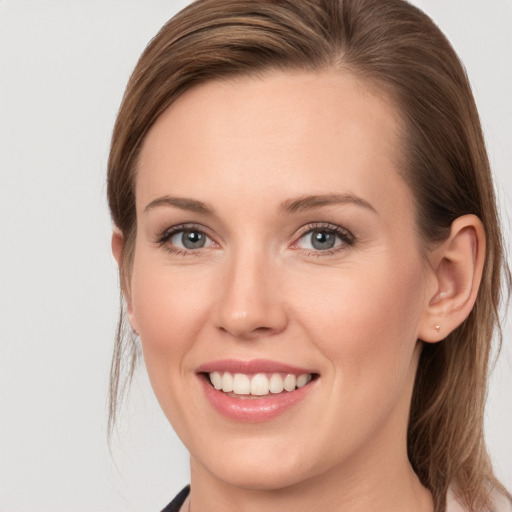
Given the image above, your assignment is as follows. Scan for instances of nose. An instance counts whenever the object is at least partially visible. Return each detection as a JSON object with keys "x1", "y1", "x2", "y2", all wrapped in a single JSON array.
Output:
[{"x1": 213, "y1": 248, "x2": 288, "y2": 340}]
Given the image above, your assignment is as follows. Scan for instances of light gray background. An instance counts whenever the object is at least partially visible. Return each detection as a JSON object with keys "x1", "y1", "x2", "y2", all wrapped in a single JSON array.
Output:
[{"x1": 0, "y1": 1, "x2": 510, "y2": 511}]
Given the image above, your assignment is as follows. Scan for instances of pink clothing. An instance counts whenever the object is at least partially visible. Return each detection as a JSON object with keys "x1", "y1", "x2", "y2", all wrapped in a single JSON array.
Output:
[{"x1": 446, "y1": 488, "x2": 512, "y2": 512}]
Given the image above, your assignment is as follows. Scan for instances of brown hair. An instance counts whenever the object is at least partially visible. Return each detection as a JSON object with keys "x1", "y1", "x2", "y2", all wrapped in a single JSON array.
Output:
[{"x1": 107, "y1": 1, "x2": 510, "y2": 510}]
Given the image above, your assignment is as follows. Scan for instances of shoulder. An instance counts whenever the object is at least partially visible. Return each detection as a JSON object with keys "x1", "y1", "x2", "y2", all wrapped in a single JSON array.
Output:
[
  {"x1": 446, "y1": 489, "x2": 466, "y2": 512},
  {"x1": 446, "y1": 488, "x2": 512, "y2": 512},
  {"x1": 490, "y1": 491, "x2": 512, "y2": 512}
]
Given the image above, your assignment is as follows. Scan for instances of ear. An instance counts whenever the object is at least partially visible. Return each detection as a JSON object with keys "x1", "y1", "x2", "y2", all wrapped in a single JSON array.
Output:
[
  {"x1": 418, "y1": 214, "x2": 486, "y2": 343},
  {"x1": 111, "y1": 227, "x2": 136, "y2": 327},
  {"x1": 111, "y1": 226, "x2": 124, "y2": 266}
]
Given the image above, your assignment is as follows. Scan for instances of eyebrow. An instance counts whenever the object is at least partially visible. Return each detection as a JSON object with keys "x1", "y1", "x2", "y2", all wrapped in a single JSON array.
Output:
[
  {"x1": 278, "y1": 193, "x2": 377, "y2": 215},
  {"x1": 143, "y1": 192, "x2": 377, "y2": 216},
  {"x1": 144, "y1": 196, "x2": 215, "y2": 215}
]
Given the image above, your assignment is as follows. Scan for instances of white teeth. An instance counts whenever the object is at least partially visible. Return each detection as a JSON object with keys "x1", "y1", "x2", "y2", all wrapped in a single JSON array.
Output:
[
  {"x1": 269, "y1": 373, "x2": 284, "y2": 394},
  {"x1": 250, "y1": 374, "x2": 269, "y2": 396},
  {"x1": 221, "y1": 372, "x2": 234, "y2": 392},
  {"x1": 296, "y1": 374, "x2": 311, "y2": 388},
  {"x1": 283, "y1": 374, "x2": 296, "y2": 392},
  {"x1": 208, "y1": 371, "x2": 314, "y2": 396},
  {"x1": 233, "y1": 373, "x2": 251, "y2": 394},
  {"x1": 210, "y1": 371, "x2": 222, "y2": 390}
]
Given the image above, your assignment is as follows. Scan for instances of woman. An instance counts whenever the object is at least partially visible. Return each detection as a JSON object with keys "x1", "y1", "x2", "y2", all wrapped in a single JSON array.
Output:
[{"x1": 107, "y1": 0, "x2": 511, "y2": 511}]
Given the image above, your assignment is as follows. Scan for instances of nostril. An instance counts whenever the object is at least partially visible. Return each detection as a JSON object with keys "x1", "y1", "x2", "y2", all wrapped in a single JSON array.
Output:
[
  {"x1": 254, "y1": 326, "x2": 272, "y2": 333},
  {"x1": 217, "y1": 324, "x2": 277, "y2": 339}
]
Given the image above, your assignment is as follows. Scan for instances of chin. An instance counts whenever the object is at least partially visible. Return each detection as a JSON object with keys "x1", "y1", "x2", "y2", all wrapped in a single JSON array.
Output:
[
  {"x1": 210, "y1": 461, "x2": 311, "y2": 491},
  {"x1": 190, "y1": 435, "x2": 325, "y2": 491}
]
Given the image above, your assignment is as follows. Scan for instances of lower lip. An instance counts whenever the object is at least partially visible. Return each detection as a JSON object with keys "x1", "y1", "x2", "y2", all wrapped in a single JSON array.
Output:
[{"x1": 199, "y1": 376, "x2": 316, "y2": 422}]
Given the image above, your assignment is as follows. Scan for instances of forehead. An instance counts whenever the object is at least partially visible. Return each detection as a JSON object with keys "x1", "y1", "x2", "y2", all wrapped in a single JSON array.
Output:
[{"x1": 136, "y1": 69, "x2": 409, "y2": 218}]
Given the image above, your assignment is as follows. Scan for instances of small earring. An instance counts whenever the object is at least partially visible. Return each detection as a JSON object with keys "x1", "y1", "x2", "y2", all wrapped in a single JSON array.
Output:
[
  {"x1": 132, "y1": 328, "x2": 139, "y2": 337},
  {"x1": 434, "y1": 325, "x2": 440, "y2": 333}
]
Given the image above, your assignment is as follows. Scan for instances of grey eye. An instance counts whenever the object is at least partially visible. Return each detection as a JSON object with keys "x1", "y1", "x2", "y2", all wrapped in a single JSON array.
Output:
[
  {"x1": 171, "y1": 230, "x2": 208, "y2": 249},
  {"x1": 294, "y1": 226, "x2": 352, "y2": 253},
  {"x1": 310, "y1": 230, "x2": 336, "y2": 250}
]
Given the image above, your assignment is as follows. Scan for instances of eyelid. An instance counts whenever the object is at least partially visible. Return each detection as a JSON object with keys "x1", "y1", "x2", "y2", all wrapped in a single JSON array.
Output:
[
  {"x1": 153, "y1": 221, "x2": 355, "y2": 255},
  {"x1": 154, "y1": 223, "x2": 218, "y2": 251},
  {"x1": 291, "y1": 222, "x2": 356, "y2": 252},
  {"x1": 293, "y1": 222, "x2": 353, "y2": 239}
]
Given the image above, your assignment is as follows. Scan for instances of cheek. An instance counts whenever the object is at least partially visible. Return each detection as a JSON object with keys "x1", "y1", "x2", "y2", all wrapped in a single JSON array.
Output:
[
  {"x1": 128, "y1": 254, "x2": 218, "y2": 435},
  {"x1": 129, "y1": 253, "x2": 212, "y2": 377},
  {"x1": 289, "y1": 253, "x2": 426, "y2": 399}
]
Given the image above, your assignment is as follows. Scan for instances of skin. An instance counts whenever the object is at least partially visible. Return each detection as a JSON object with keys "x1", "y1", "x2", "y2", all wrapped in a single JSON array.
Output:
[{"x1": 113, "y1": 69, "x2": 485, "y2": 512}]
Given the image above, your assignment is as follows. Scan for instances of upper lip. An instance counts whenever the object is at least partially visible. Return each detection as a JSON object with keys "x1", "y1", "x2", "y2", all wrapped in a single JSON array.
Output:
[{"x1": 197, "y1": 359, "x2": 316, "y2": 375}]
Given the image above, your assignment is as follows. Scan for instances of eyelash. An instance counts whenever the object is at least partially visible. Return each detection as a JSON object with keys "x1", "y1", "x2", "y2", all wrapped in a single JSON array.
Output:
[
  {"x1": 292, "y1": 222, "x2": 356, "y2": 257},
  {"x1": 154, "y1": 222, "x2": 356, "y2": 257},
  {"x1": 154, "y1": 223, "x2": 215, "y2": 256}
]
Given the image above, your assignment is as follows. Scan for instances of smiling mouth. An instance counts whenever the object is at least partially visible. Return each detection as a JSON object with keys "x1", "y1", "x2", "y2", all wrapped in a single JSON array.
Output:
[{"x1": 204, "y1": 371, "x2": 318, "y2": 398}]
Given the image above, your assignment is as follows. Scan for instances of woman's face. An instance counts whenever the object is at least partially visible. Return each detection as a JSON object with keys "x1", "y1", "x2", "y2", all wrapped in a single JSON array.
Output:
[{"x1": 128, "y1": 70, "x2": 435, "y2": 489}]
